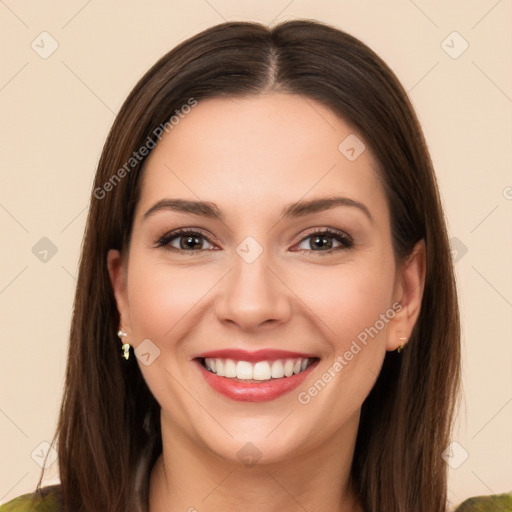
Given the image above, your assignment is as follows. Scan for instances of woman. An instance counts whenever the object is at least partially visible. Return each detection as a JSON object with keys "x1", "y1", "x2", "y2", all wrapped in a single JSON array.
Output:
[{"x1": 1, "y1": 19, "x2": 505, "y2": 512}]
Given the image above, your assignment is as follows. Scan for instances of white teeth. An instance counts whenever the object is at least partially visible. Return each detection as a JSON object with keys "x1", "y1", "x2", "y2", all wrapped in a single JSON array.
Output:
[
  {"x1": 271, "y1": 360, "x2": 284, "y2": 378},
  {"x1": 283, "y1": 360, "x2": 294, "y2": 377},
  {"x1": 253, "y1": 361, "x2": 271, "y2": 381},
  {"x1": 236, "y1": 361, "x2": 253, "y2": 380},
  {"x1": 224, "y1": 359, "x2": 237, "y2": 378},
  {"x1": 203, "y1": 357, "x2": 313, "y2": 381}
]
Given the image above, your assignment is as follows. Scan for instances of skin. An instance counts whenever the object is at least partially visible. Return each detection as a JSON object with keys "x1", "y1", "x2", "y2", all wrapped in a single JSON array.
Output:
[{"x1": 107, "y1": 93, "x2": 426, "y2": 512}]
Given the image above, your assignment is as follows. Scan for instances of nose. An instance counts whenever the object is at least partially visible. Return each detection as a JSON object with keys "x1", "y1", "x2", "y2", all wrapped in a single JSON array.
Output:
[{"x1": 215, "y1": 249, "x2": 293, "y2": 332}]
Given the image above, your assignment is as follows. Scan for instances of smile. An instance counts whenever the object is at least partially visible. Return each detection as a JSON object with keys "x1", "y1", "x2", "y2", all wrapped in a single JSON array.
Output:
[
  {"x1": 194, "y1": 349, "x2": 320, "y2": 402},
  {"x1": 201, "y1": 357, "x2": 313, "y2": 381}
]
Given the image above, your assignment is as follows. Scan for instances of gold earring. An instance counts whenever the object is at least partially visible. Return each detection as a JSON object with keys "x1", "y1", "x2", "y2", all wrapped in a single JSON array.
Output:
[
  {"x1": 397, "y1": 337, "x2": 408, "y2": 353},
  {"x1": 117, "y1": 330, "x2": 130, "y2": 360}
]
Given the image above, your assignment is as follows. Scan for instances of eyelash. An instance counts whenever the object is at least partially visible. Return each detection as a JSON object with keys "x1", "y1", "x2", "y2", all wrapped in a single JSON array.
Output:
[
  {"x1": 154, "y1": 227, "x2": 354, "y2": 255},
  {"x1": 293, "y1": 228, "x2": 354, "y2": 253}
]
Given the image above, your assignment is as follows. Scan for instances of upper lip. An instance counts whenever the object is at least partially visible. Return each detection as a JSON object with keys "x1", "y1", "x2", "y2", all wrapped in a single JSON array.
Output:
[{"x1": 194, "y1": 349, "x2": 318, "y2": 363}]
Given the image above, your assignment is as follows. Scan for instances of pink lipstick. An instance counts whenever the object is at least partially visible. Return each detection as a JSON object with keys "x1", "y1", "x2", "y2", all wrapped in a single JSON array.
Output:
[{"x1": 194, "y1": 349, "x2": 319, "y2": 402}]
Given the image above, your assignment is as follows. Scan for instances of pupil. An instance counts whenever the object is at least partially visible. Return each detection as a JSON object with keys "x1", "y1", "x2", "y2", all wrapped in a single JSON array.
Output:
[
  {"x1": 312, "y1": 235, "x2": 332, "y2": 250},
  {"x1": 181, "y1": 235, "x2": 202, "y2": 250}
]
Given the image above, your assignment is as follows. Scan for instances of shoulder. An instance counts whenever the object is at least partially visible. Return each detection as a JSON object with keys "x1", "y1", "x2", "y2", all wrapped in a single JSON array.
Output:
[
  {"x1": 0, "y1": 485, "x2": 62, "y2": 512},
  {"x1": 454, "y1": 491, "x2": 512, "y2": 511}
]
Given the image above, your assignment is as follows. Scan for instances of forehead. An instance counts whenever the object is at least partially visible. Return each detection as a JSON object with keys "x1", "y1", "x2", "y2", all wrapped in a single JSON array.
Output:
[{"x1": 137, "y1": 93, "x2": 387, "y2": 222}]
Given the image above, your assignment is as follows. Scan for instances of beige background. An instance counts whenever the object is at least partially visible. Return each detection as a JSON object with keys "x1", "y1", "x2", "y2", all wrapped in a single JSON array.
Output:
[{"x1": 1, "y1": 1, "x2": 511, "y2": 509}]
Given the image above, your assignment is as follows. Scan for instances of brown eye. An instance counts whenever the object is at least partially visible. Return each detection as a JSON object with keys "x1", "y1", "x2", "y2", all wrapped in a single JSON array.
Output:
[
  {"x1": 176, "y1": 233, "x2": 206, "y2": 250},
  {"x1": 295, "y1": 229, "x2": 353, "y2": 253},
  {"x1": 155, "y1": 230, "x2": 215, "y2": 252}
]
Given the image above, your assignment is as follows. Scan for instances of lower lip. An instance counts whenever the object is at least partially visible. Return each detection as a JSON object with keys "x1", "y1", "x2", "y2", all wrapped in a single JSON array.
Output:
[{"x1": 195, "y1": 359, "x2": 318, "y2": 402}]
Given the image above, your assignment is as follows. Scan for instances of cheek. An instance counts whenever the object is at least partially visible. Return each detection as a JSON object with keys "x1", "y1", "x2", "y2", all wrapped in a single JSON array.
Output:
[
  {"x1": 289, "y1": 263, "x2": 396, "y2": 436},
  {"x1": 126, "y1": 254, "x2": 212, "y2": 341},
  {"x1": 300, "y1": 261, "x2": 396, "y2": 350}
]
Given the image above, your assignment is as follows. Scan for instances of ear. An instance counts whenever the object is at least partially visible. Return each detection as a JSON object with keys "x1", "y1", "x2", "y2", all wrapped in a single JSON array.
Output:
[
  {"x1": 386, "y1": 239, "x2": 426, "y2": 351},
  {"x1": 107, "y1": 249, "x2": 131, "y2": 335}
]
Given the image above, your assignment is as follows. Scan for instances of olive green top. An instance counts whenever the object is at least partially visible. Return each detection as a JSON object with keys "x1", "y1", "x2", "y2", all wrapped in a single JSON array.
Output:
[
  {"x1": 453, "y1": 492, "x2": 512, "y2": 511},
  {"x1": 1, "y1": 485, "x2": 511, "y2": 511},
  {"x1": 0, "y1": 486, "x2": 61, "y2": 512}
]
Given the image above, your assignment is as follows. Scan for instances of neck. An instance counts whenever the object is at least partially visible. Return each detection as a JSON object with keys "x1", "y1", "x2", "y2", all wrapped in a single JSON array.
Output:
[{"x1": 148, "y1": 410, "x2": 363, "y2": 512}]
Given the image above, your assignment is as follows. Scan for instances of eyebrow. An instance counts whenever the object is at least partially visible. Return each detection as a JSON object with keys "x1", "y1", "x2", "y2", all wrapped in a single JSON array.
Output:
[{"x1": 143, "y1": 196, "x2": 373, "y2": 223}]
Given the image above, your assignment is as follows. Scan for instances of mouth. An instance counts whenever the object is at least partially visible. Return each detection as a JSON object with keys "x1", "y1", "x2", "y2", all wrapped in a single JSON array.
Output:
[
  {"x1": 198, "y1": 356, "x2": 316, "y2": 381},
  {"x1": 193, "y1": 349, "x2": 320, "y2": 402}
]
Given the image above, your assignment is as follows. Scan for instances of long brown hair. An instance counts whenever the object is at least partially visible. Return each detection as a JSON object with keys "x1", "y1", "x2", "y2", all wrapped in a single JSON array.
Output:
[{"x1": 36, "y1": 19, "x2": 461, "y2": 512}]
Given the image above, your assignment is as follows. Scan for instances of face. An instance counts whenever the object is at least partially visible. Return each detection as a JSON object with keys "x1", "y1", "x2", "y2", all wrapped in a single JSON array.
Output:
[{"x1": 108, "y1": 93, "x2": 424, "y2": 465}]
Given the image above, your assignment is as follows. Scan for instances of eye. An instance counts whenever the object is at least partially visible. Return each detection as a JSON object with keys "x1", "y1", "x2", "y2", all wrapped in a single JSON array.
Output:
[
  {"x1": 155, "y1": 229, "x2": 216, "y2": 253},
  {"x1": 294, "y1": 228, "x2": 353, "y2": 253},
  {"x1": 154, "y1": 227, "x2": 353, "y2": 255}
]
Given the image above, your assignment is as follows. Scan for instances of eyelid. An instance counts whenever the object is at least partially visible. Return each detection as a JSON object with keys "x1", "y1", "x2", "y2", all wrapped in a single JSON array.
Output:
[
  {"x1": 295, "y1": 226, "x2": 353, "y2": 244},
  {"x1": 154, "y1": 228, "x2": 218, "y2": 250},
  {"x1": 292, "y1": 227, "x2": 354, "y2": 253}
]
